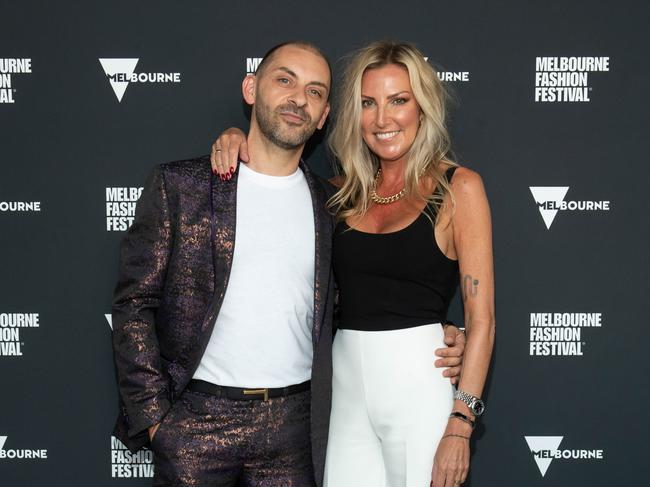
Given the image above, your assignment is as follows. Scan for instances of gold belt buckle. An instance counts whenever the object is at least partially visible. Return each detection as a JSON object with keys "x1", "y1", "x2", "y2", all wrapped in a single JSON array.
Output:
[{"x1": 243, "y1": 388, "x2": 269, "y2": 401}]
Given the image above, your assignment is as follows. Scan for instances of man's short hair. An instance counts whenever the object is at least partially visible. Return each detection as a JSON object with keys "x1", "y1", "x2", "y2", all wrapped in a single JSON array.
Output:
[{"x1": 255, "y1": 41, "x2": 332, "y2": 96}]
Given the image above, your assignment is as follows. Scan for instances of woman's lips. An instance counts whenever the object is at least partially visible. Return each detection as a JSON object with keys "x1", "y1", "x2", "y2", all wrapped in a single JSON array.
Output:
[{"x1": 375, "y1": 130, "x2": 401, "y2": 141}]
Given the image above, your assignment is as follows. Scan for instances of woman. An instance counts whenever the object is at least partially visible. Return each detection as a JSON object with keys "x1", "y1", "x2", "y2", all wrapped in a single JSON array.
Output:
[{"x1": 212, "y1": 41, "x2": 494, "y2": 487}]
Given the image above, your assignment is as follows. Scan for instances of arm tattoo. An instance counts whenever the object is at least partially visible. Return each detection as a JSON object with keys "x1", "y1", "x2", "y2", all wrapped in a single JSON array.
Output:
[{"x1": 462, "y1": 274, "x2": 479, "y2": 300}]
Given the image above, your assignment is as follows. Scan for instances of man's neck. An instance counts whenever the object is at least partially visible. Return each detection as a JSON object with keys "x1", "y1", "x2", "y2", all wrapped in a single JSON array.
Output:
[{"x1": 246, "y1": 125, "x2": 303, "y2": 176}]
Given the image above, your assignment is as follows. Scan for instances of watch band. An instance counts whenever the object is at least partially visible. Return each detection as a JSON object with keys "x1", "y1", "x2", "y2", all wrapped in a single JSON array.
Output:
[{"x1": 454, "y1": 389, "x2": 485, "y2": 416}]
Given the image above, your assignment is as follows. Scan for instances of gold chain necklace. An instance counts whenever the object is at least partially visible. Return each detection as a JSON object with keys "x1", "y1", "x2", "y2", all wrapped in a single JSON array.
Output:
[{"x1": 370, "y1": 168, "x2": 407, "y2": 205}]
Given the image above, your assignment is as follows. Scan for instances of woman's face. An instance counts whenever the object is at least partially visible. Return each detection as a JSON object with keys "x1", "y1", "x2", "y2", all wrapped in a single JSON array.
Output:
[{"x1": 360, "y1": 63, "x2": 421, "y2": 164}]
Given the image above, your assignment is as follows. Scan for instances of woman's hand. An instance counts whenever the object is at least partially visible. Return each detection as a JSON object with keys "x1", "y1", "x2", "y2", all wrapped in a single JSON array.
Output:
[
  {"x1": 431, "y1": 423, "x2": 470, "y2": 487},
  {"x1": 210, "y1": 127, "x2": 248, "y2": 179}
]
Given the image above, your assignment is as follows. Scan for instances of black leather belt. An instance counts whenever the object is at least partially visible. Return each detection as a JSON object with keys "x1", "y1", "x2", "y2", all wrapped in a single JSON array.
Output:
[{"x1": 187, "y1": 379, "x2": 311, "y2": 401}]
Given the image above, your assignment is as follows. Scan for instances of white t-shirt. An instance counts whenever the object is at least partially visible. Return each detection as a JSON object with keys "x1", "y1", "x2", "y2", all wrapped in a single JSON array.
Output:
[{"x1": 193, "y1": 163, "x2": 315, "y2": 387}]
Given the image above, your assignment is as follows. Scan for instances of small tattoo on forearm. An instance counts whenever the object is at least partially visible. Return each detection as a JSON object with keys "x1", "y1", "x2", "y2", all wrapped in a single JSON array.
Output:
[{"x1": 462, "y1": 275, "x2": 479, "y2": 300}]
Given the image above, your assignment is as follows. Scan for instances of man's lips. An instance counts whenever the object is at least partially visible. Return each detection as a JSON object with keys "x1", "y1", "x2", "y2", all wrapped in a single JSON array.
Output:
[{"x1": 280, "y1": 111, "x2": 306, "y2": 123}]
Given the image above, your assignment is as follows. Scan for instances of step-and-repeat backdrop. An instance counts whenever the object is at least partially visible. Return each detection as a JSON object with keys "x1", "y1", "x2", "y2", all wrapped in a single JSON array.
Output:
[{"x1": 1, "y1": 1, "x2": 647, "y2": 485}]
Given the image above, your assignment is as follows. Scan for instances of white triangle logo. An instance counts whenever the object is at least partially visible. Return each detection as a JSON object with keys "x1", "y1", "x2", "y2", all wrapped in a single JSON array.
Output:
[
  {"x1": 529, "y1": 186, "x2": 569, "y2": 229},
  {"x1": 105, "y1": 314, "x2": 112, "y2": 329},
  {"x1": 99, "y1": 58, "x2": 139, "y2": 102},
  {"x1": 525, "y1": 436, "x2": 563, "y2": 477},
  {"x1": 0, "y1": 436, "x2": 7, "y2": 450}
]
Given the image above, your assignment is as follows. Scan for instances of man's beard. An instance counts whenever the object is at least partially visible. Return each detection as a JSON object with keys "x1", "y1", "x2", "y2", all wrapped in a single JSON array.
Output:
[{"x1": 254, "y1": 95, "x2": 318, "y2": 150}]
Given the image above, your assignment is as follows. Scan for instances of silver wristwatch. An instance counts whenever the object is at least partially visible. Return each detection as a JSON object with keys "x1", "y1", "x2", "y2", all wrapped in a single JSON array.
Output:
[{"x1": 454, "y1": 389, "x2": 485, "y2": 416}]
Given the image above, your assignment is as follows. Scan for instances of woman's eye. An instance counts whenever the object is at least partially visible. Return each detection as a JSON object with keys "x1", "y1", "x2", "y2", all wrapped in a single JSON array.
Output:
[
  {"x1": 361, "y1": 99, "x2": 373, "y2": 108},
  {"x1": 392, "y1": 97, "x2": 407, "y2": 105}
]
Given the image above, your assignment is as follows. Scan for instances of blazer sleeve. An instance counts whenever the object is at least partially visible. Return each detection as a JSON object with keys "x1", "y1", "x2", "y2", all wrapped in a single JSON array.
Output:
[{"x1": 111, "y1": 164, "x2": 173, "y2": 438}]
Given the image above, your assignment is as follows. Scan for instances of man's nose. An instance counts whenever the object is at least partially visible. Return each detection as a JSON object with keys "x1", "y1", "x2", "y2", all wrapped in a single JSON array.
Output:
[{"x1": 288, "y1": 88, "x2": 307, "y2": 107}]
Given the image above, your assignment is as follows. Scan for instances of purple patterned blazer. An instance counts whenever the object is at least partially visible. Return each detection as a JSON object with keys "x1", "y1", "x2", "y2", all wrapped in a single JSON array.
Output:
[{"x1": 111, "y1": 155, "x2": 335, "y2": 485}]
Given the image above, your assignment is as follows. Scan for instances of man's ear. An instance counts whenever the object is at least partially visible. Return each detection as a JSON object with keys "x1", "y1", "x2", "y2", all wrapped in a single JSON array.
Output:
[
  {"x1": 242, "y1": 75, "x2": 256, "y2": 105},
  {"x1": 316, "y1": 102, "x2": 330, "y2": 130}
]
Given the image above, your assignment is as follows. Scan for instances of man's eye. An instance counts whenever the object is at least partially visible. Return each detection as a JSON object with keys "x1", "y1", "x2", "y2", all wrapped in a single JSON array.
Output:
[
  {"x1": 278, "y1": 78, "x2": 290, "y2": 84},
  {"x1": 309, "y1": 89, "x2": 322, "y2": 98}
]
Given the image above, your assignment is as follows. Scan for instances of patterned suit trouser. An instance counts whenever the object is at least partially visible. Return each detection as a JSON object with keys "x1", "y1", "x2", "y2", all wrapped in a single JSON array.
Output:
[{"x1": 150, "y1": 388, "x2": 315, "y2": 487}]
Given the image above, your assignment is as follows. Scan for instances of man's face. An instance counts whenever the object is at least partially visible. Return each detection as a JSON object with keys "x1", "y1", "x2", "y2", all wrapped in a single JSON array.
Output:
[{"x1": 249, "y1": 46, "x2": 331, "y2": 150}]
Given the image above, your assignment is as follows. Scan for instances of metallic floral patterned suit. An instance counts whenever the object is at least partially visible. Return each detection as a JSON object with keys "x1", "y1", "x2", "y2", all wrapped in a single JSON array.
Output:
[{"x1": 111, "y1": 155, "x2": 335, "y2": 486}]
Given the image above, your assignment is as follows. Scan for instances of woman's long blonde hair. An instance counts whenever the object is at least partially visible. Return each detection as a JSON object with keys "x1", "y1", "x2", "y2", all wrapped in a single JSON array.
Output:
[{"x1": 328, "y1": 41, "x2": 457, "y2": 221}]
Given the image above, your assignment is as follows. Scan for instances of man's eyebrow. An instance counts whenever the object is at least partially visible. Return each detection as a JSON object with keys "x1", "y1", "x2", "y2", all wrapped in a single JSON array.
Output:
[
  {"x1": 309, "y1": 80, "x2": 330, "y2": 92},
  {"x1": 276, "y1": 66, "x2": 330, "y2": 92},
  {"x1": 277, "y1": 66, "x2": 298, "y2": 78}
]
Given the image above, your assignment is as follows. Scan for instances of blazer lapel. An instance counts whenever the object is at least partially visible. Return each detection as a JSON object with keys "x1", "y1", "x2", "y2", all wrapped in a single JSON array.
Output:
[
  {"x1": 185, "y1": 168, "x2": 238, "y2": 370},
  {"x1": 300, "y1": 161, "x2": 333, "y2": 348},
  {"x1": 208, "y1": 169, "x2": 238, "y2": 324}
]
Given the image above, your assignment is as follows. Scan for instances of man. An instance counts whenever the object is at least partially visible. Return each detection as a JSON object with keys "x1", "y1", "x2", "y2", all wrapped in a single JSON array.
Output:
[{"x1": 112, "y1": 41, "x2": 464, "y2": 487}]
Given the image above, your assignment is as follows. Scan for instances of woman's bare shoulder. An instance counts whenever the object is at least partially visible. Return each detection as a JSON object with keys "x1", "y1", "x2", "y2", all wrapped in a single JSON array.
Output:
[
  {"x1": 449, "y1": 166, "x2": 484, "y2": 194},
  {"x1": 439, "y1": 161, "x2": 479, "y2": 180},
  {"x1": 426, "y1": 161, "x2": 474, "y2": 192}
]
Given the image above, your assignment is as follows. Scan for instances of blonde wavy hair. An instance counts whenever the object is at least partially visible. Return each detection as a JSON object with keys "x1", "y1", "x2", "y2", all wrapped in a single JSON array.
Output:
[{"x1": 328, "y1": 41, "x2": 457, "y2": 222}]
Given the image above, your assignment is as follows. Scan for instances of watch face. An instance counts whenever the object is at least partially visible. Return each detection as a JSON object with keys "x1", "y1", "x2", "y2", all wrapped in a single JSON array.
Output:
[{"x1": 472, "y1": 400, "x2": 485, "y2": 416}]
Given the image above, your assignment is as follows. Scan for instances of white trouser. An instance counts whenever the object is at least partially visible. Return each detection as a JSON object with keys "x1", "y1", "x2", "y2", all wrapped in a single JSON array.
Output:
[{"x1": 324, "y1": 324, "x2": 453, "y2": 487}]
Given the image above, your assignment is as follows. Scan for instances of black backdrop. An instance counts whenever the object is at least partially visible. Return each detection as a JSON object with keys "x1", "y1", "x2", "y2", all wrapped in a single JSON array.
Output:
[{"x1": 1, "y1": 1, "x2": 648, "y2": 485}]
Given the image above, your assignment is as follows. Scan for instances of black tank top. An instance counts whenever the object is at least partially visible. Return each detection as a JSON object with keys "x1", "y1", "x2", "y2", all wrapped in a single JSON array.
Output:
[{"x1": 333, "y1": 167, "x2": 459, "y2": 331}]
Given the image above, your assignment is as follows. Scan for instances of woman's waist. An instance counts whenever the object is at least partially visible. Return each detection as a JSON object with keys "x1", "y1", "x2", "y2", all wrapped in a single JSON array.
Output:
[
  {"x1": 337, "y1": 316, "x2": 445, "y2": 332},
  {"x1": 334, "y1": 322, "x2": 447, "y2": 351},
  {"x1": 337, "y1": 297, "x2": 450, "y2": 331}
]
